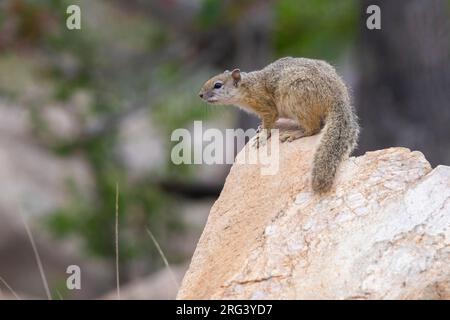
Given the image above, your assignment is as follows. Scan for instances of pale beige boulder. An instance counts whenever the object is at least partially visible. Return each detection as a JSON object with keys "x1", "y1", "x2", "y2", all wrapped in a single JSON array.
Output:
[{"x1": 177, "y1": 132, "x2": 450, "y2": 300}]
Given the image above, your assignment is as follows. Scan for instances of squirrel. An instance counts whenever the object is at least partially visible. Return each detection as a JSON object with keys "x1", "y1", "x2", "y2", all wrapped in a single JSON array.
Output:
[{"x1": 198, "y1": 57, "x2": 359, "y2": 193}]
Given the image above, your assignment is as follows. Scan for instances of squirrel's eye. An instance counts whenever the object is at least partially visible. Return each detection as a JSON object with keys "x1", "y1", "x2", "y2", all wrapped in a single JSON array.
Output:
[{"x1": 214, "y1": 82, "x2": 223, "y2": 89}]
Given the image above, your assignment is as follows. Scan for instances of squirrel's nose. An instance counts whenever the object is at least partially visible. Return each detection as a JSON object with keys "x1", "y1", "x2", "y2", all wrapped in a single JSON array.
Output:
[{"x1": 199, "y1": 93, "x2": 204, "y2": 98}]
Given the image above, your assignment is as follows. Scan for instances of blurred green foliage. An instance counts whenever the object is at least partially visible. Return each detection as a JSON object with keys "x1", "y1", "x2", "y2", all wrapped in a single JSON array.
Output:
[
  {"x1": 0, "y1": 0, "x2": 197, "y2": 270},
  {"x1": 275, "y1": 0, "x2": 357, "y2": 61},
  {"x1": 38, "y1": 1, "x2": 196, "y2": 265}
]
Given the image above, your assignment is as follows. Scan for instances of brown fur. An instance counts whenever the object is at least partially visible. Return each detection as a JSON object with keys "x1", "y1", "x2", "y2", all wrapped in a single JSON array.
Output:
[{"x1": 199, "y1": 57, "x2": 359, "y2": 193}]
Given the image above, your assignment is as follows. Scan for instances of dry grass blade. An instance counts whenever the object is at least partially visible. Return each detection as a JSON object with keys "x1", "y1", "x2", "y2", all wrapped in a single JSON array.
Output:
[
  {"x1": 145, "y1": 227, "x2": 179, "y2": 289},
  {"x1": 21, "y1": 214, "x2": 52, "y2": 300},
  {"x1": 0, "y1": 276, "x2": 21, "y2": 300},
  {"x1": 115, "y1": 182, "x2": 121, "y2": 300},
  {"x1": 55, "y1": 288, "x2": 64, "y2": 300}
]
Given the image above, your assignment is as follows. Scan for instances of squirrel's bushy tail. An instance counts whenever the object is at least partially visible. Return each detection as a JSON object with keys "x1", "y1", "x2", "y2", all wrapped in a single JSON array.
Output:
[{"x1": 312, "y1": 100, "x2": 359, "y2": 193}]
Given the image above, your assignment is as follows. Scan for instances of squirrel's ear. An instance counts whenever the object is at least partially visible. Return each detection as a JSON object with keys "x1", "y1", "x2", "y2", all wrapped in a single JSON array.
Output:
[{"x1": 231, "y1": 68, "x2": 241, "y2": 86}]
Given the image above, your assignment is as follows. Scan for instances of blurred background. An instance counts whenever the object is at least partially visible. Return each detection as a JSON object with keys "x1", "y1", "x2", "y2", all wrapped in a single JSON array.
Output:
[{"x1": 0, "y1": 0, "x2": 449, "y2": 299}]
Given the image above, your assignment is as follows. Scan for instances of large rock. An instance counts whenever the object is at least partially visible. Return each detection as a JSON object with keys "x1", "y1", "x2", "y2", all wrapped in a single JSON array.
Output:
[{"x1": 177, "y1": 131, "x2": 450, "y2": 299}]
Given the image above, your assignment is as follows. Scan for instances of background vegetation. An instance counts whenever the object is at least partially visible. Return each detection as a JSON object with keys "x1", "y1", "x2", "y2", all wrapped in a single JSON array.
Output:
[{"x1": 0, "y1": 0, "x2": 448, "y2": 299}]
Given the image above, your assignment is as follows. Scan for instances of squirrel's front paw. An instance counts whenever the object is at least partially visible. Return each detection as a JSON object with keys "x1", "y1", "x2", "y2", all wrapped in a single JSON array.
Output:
[{"x1": 252, "y1": 129, "x2": 271, "y2": 148}]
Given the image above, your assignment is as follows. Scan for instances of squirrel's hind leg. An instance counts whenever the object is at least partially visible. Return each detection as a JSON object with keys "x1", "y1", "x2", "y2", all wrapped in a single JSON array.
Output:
[
  {"x1": 279, "y1": 130, "x2": 305, "y2": 142},
  {"x1": 279, "y1": 119, "x2": 321, "y2": 143}
]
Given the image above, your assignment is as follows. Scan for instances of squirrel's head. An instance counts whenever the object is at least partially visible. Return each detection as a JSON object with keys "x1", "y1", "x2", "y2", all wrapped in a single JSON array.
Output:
[{"x1": 198, "y1": 69, "x2": 242, "y2": 105}]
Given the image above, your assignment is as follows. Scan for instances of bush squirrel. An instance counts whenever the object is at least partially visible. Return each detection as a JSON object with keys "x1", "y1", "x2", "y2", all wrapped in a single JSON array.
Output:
[{"x1": 198, "y1": 57, "x2": 359, "y2": 193}]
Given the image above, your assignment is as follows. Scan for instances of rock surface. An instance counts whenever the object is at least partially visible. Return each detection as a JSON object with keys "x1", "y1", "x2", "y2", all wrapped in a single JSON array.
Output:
[{"x1": 177, "y1": 131, "x2": 450, "y2": 299}]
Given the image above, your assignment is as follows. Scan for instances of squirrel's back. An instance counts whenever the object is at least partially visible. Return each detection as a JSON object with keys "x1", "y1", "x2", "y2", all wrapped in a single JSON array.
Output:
[
  {"x1": 263, "y1": 57, "x2": 359, "y2": 193},
  {"x1": 263, "y1": 57, "x2": 349, "y2": 102}
]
